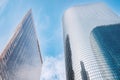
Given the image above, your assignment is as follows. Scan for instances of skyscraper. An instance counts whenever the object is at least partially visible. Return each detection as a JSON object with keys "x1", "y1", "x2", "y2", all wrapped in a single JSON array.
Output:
[
  {"x1": 63, "y1": 3, "x2": 120, "y2": 80},
  {"x1": 90, "y1": 24, "x2": 120, "y2": 79},
  {"x1": 0, "y1": 9, "x2": 43, "y2": 80}
]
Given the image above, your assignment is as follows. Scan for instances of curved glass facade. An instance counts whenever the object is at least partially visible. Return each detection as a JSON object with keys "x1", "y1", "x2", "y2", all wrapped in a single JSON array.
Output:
[
  {"x1": 91, "y1": 24, "x2": 120, "y2": 79},
  {"x1": 0, "y1": 10, "x2": 43, "y2": 80},
  {"x1": 63, "y1": 3, "x2": 120, "y2": 80}
]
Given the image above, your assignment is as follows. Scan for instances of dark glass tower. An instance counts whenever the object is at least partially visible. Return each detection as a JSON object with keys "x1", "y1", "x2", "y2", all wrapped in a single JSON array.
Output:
[
  {"x1": 91, "y1": 24, "x2": 120, "y2": 80},
  {"x1": 0, "y1": 9, "x2": 43, "y2": 80}
]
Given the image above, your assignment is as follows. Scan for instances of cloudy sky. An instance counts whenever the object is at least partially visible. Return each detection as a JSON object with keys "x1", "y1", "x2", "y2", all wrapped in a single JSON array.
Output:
[{"x1": 0, "y1": 0, "x2": 120, "y2": 80}]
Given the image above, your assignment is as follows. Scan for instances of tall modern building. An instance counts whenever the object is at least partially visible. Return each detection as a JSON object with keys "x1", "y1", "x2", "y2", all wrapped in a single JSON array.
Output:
[
  {"x1": 0, "y1": 9, "x2": 43, "y2": 80},
  {"x1": 90, "y1": 24, "x2": 120, "y2": 79},
  {"x1": 63, "y1": 3, "x2": 120, "y2": 80}
]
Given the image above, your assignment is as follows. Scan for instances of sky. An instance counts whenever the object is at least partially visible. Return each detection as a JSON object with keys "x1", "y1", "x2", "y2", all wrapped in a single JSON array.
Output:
[{"x1": 0, "y1": 0, "x2": 120, "y2": 80}]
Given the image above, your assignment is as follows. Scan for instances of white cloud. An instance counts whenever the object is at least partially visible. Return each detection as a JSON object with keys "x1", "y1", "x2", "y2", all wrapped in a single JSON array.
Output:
[{"x1": 40, "y1": 53, "x2": 66, "y2": 80}]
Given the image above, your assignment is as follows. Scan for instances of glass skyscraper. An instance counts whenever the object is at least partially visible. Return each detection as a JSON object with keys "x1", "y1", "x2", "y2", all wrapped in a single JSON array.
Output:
[
  {"x1": 63, "y1": 3, "x2": 120, "y2": 80},
  {"x1": 0, "y1": 9, "x2": 43, "y2": 80},
  {"x1": 91, "y1": 24, "x2": 120, "y2": 79}
]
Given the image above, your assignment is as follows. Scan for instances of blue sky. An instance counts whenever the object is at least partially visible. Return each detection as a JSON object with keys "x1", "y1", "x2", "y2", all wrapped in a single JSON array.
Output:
[{"x1": 0, "y1": 0, "x2": 120, "y2": 80}]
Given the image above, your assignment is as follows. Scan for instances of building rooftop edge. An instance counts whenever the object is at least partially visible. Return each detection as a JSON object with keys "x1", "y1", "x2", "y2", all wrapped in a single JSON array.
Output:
[
  {"x1": 0, "y1": 9, "x2": 32, "y2": 60},
  {"x1": 63, "y1": 2, "x2": 106, "y2": 17}
]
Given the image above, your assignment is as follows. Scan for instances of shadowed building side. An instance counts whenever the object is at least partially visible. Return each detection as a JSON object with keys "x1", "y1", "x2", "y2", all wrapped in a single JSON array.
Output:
[
  {"x1": 0, "y1": 9, "x2": 43, "y2": 80},
  {"x1": 80, "y1": 61, "x2": 89, "y2": 80},
  {"x1": 65, "y1": 35, "x2": 74, "y2": 80}
]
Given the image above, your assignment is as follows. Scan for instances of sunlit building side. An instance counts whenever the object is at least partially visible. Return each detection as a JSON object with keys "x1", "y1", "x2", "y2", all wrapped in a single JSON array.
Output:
[
  {"x1": 0, "y1": 9, "x2": 43, "y2": 80},
  {"x1": 63, "y1": 3, "x2": 120, "y2": 80}
]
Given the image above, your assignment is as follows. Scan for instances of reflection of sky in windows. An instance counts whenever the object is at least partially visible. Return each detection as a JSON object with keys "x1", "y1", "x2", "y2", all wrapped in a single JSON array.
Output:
[
  {"x1": 91, "y1": 24, "x2": 120, "y2": 79},
  {"x1": 0, "y1": 10, "x2": 42, "y2": 80},
  {"x1": 63, "y1": 3, "x2": 120, "y2": 80},
  {"x1": 0, "y1": 0, "x2": 120, "y2": 80}
]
